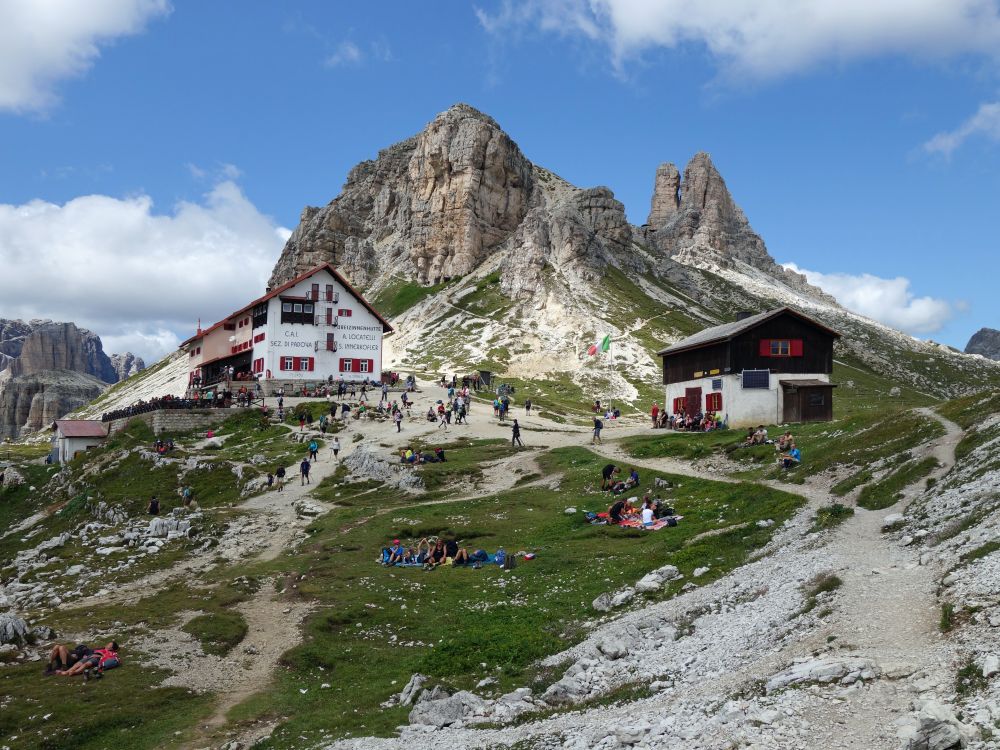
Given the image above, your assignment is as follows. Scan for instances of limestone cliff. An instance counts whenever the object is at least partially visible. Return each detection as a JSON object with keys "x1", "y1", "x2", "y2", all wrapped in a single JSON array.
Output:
[
  {"x1": 965, "y1": 328, "x2": 1000, "y2": 360},
  {"x1": 7, "y1": 322, "x2": 115, "y2": 383},
  {"x1": 0, "y1": 370, "x2": 106, "y2": 439},
  {"x1": 110, "y1": 352, "x2": 146, "y2": 381},
  {"x1": 269, "y1": 103, "x2": 535, "y2": 288}
]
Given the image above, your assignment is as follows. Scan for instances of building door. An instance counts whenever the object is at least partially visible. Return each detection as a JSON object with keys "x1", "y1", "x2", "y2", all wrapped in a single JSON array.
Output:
[
  {"x1": 782, "y1": 384, "x2": 801, "y2": 423},
  {"x1": 685, "y1": 387, "x2": 702, "y2": 416},
  {"x1": 800, "y1": 387, "x2": 833, "y2": 422}
]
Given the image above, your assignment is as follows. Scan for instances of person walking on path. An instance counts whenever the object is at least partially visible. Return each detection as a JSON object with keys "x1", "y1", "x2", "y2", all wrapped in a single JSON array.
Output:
[
  {"x1": 300, "y1": 457, "x2": 311, "y2": 486},
  {"x1": 381, "y1": 382, "x2": 389, "y2": 402},
  {"x1": 276, "y1": 465, "x2": 286, "y2": 491},
  {"x1": 592, "y1": 416, "x2": 604, "y2": 444},
  {"x1": 511, "y1": 419, "x2": 524, "y2": 448},
  {"x1": 330, "y1": 436, "x2": 341, "y2": 461},
  {"x1": 308, "y1": 439, "x2": 319, "y2": 461},
  {"x1": 394, "y1": 409, "x2": 403, "y2": 432}
]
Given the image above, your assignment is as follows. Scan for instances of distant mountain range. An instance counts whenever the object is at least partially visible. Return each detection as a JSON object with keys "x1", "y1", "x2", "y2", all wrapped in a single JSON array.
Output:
[
  {"x1": 965, "y1": 328, "x2": 1000, "y2": 361},
  {"x1": 0, "y1": 320, "x2": 144, "y2": 439}
]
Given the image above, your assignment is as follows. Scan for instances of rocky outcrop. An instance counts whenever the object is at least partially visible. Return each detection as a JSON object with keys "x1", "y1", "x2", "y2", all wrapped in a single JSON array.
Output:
[
  {"x1": 965, "y1": 327, "x2": 1000, "y2": 360},
  {"x1": 499, "y1": 186, "x2": 631, "y2": 300},
  {"x1": 0, "y1": 370, "x2": 106, "y2": 439},
  {"x1": 8, "y1": 322, "x2": 116, "y2": 383},
  {"x1": 642, "y1": 153, "x2": 832, "y2": 301},
  {"x1": 110, "y1": 352, "x2": 146, "y2": 381},
  {"x1": 269, "y1": 103, "x2": 535, "y2": 287},
  {"x1": 0, "y1": 319, "x2": 35, "y2": 371}
]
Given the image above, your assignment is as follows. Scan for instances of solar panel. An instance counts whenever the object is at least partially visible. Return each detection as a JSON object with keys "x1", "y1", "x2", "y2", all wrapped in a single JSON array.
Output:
[{"x1": 741, "y1": 370, "x2": 770, "y2": 389}]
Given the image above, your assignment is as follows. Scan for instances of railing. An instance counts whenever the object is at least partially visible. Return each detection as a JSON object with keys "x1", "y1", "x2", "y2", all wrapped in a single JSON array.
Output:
[
  {"x1": 315, "y1": 340, "x2": 338, "y2": 352},
  {"x1": 314, "y1": 316, "x2": 339, "y2": 327}
]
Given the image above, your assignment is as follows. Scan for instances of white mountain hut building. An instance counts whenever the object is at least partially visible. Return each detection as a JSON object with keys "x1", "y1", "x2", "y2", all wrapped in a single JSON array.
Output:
[
  {"x1": 52, "y1": 420, "x2": 109, "y2": 464},
  {"x1": 657, "y1": 307, "x2": 840, "y2": 427},
  {"x1": 182, "y1": 264, "x2": 393, "y2": 395}
]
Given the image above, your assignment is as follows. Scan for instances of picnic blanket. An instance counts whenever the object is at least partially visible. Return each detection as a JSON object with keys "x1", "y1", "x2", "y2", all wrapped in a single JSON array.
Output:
[{"x1": 617, "y1": 514, "x2": 685, "y2": 530}]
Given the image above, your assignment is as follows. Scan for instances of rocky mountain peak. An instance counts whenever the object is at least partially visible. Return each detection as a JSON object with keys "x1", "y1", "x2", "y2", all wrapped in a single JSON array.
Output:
[
  {"x1": 109, "y1": 352, "x2": 146, "y2": 381},
  {"x1": 8, "y1": 322, "x2": 116, "y2": 383},
  {"x1": 965, "y1": 327, "x2": 1000, "y2": 360},
  {"x1": 647, "y1": 162, "x2": 680, "y2": 226}
]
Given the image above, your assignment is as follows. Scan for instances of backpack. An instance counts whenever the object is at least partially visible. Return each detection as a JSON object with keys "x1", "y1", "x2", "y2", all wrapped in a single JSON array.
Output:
[
  {"x1": 595, "y1": 419, "x2": 603, "y2": 430},
  {"x1": 495, "y1": 549, "x2": 506, "y2": 566},
  {"x1": 666, "y1": 517, "x2": 678, "y2": 527}
]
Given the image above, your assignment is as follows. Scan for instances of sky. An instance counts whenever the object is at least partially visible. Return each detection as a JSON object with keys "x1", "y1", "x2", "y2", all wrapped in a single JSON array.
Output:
[{"x1": 1, "y1": 0, "x2": 999, "y2": 362}]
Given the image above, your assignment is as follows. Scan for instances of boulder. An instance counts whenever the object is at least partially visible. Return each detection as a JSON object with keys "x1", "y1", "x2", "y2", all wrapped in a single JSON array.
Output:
[
  {"x1": 983, "y1": 655, "x2": 1000, "y2": 678},
  {"x1": 597, "y1": 639, "x2": 628, "y2": 660},
  {"x1": 0, "y1": 614, "x2": 30, "y2": 645},
  {"x1": 592, "y1": 592, "x2": 613, "y2": 612},
  {"x1": 1, "y1": 466, "x2": 25, "y2": 487},
  {"x1": 882, "y1": 513, "x2": 905, "y2": 530},
  {"x1": 408, "y1": 690, "x2": 485, "y2": 727},
  {"x1": 766, "y1": 658, "x2": 878, "y2": 693},
  {"x1": 896, "y1": 699, "x2": 974, "y2": 750}
]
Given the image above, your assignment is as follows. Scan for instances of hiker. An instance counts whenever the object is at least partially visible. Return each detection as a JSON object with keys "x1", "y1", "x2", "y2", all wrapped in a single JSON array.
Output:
[
  {"x1": 44, "y1": 643, "x2": 92, "y2": 674},
  {"x1": 276, "y1": 465, "x2": 286, "y2": 491},
  {"x1": 300, "y1": 457, "x2": 311, "y2": 485},
  {"x1": 511, "y1": 419, "x2": 524, "y2": 447},
  {"x1": 438, "y1": 411, "x2": 448, "y2": 430},
  {"x1": 778, "y1": 443, "x2": 801, "y2": 469},
  {"x1": 525, "y1": 398, "x2": 532, "y2": 415},
  {"x1": 600, "y1": 463, "x2": 619, "y2": 491},
  {"x1": 608, "y1": 496, "x2": 628, "y2": 525},
  {"x1": 641, "y1": 498, "x2": 655, "y2": 528},
  {"x1": 319, "y1": 414, "x2": 328, "y2": 434},
  {"x1": 592, "y1": 416, "x2": 603, "y2": 444},
  {"x1": 651, "y1": 402, "x2": 660, "y2": 428},
  {"x1": 383, "y1": 539, "x2": 407, "y2": 565},
  {"x1": 308, "y1": 439, "x2": 319, "y2": 461},
  {"x1": 330, "y1": 436, "x2": 341, "y2": 461},
  {"x1": 181, "y1": 485, "x2": 194, "y2": 507},
  {"x1": 55, "y1": 642, "x2": 120, "y2": 677},
  {"x1": 381, "y1": 382, "x2": 389, "y2": 402},
  {"x1": 394, "y1": 409, "x2": 403, "y2": 432},
  {"x1": 266, "y1": 472, "x2": 274, "y2": 489},
  {"x1": 624, "y1": 467, "x2": 640, "y2": 489},
  {"x1": 147, "y1": 495, "x2": 160, "y2": 515}
]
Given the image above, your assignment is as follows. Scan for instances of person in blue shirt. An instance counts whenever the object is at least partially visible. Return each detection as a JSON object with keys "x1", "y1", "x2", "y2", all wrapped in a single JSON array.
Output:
[{"x1": 779, "y1": 443, "x2": 802, "y2": 469}]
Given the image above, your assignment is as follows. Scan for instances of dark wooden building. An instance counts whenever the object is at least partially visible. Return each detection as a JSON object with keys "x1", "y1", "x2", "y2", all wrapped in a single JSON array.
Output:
[{"x1": 656, "y1": 307, "x2": 840, "y2": 425}]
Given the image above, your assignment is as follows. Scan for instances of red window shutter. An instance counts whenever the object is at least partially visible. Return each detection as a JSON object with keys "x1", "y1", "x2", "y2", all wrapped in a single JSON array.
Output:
[
  {"x1": 308, "y1": 357, "x2": 315, "y2": 371},
  {"x1": 326, "y1": 333, "x2": 335, "y2": 351},
  {"x1": 759, "y1": 339, "x2": 771, "y2": 357},
  {"x1": 326, "y1": 308, "x2": 333, "y2": 325},
  {"x1": 326, "y1": 285, "x2": 333, "y2": 301},
  {"x1": 368, "y1": 359, "x2": 374, "y2": 372},
  {"x1": 311, "y1": 283, "x2": 319, "y2": 301},
  {"x1": 338, "y1": 357, "x2": 344, "y2": 370},
  {"x1": 790, "y1": 339, "x2": 803, "y2": 356}
]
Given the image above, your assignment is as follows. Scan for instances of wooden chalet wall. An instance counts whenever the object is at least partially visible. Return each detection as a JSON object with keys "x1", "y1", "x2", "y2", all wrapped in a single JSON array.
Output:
[
  {"x1": 662, "y1": 342, "x2": 728, "y2": 384},
  {"x1": 729, "y1": 313, "x2": 835, "y2": 375}
]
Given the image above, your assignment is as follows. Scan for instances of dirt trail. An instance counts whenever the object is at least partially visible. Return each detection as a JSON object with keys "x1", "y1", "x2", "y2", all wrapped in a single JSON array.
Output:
[{"x1": 781, "y1": 408, "x2": 964, "y2": 747}]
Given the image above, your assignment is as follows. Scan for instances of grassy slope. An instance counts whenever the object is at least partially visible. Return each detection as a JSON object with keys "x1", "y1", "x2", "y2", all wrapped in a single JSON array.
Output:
[{"x1": 225, "y1": 446, "x2": 802, "y2": 748}]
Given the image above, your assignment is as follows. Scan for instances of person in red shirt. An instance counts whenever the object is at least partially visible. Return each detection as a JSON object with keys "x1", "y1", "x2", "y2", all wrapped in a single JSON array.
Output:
[
  {"x1": 651, "y1": 402, "x2": 660, "y2": 427},
  {"x1": 56, "y1": 641, "x2": 120, "y2": 677}
]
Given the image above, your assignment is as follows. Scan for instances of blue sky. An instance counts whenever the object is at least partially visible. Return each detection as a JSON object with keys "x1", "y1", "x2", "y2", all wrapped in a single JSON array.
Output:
[{"x1": 1, "y1": 1, "x2": 998, "y2": 360}]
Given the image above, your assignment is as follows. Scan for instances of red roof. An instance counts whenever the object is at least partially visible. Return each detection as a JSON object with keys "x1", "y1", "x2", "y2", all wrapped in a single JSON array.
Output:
[
  {"x1": 54, "y1": 420, "x2": 109, "y2": 438},
  {"x1": 182, "y1": 264, "x2": 394, "y2": 347}
]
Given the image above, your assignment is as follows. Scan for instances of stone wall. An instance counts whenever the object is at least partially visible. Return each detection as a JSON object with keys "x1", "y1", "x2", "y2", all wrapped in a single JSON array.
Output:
[{"x1": 107, "y1": 408, "x2": 226, "y2": 436}]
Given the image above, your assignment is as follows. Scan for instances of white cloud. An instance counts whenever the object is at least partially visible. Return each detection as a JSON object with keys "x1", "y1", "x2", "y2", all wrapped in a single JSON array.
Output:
[
  {"x1": 923, "y1": 101, "x2": 1000, "y2": 156},
  {"x1": 784, "y1": 263, "x2": 956, "y2": 335},
  {"x1": 477, "y1": 0, "x2": 1000, "y2": 79},
  {"x1": 0, "y1": 181, "x2": 291, "y2": 362},
  {"x1": 0, "y1": 0, "x2": 171, "y2": 112},
  {"x1": 325, "y1": 40, "x2": 363, "y2": 67}
]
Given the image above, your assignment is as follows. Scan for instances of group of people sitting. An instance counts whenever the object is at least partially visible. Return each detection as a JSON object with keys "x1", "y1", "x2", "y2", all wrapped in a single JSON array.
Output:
[
  {"x1": 743, "y1": 425, "x2": 771, "y2": 445},
  {"x1": 600, "y1": 463, "x2": 641, "y2": 494},
  {"x1": 152, "y1": 438, "x2": 175, "y2": 455},
  {"x1": 606, "y1": 494, "x2": 677, "y2": 526},
  {"x1": 774, "y1": 431, "x2": 801, "y2": 468},
  {"x1": 43, "y1": 641, "x2": 121, "y2": 679},
  {"x1": 398, "y1": 447, "x2": 447, "y2": 464},
  {"x1": 379, "y1": 537, "x2": 518, "y2": 570}
]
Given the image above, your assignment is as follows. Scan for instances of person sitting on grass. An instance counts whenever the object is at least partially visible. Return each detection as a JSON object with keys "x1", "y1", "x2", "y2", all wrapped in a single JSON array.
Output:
[
  {"x1": 777, "y1": 431, "x2": 793, "y2": 452},
  {"x1": 608, "y1": 496, "x2": 630, "y2": 525},
  {"x1": 384, "y1": 538, "x2": 407, "y2": 565},
  {"x1": 55, "y1": 642, "x2": 120, "y2": 678},
  {"x1": 423, "y1": 539, "x2": 448, "y2": 570},
  {"x1": 641, "y1": 498, "x2": 655, "y2": 528},
  {"x1": 443, "y1": 538, "x2": 470, "y2": 566},
  {"x1": 778, "y1": 443, "x2": 801, "y2": 469},
  {"x1": 624, "y1": 467, "x2": 640, "y2": 489}
]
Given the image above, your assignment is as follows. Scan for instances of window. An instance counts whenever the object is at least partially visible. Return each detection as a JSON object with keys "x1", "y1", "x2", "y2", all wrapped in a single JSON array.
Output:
[
  {"x1": 223, "y1": 323, "x2": 236, "y2": 331},
  {"x1": 283, "y1": 357, "x2": 293, "y2": 371},
  {"x1": 338, "y1": 308, "x2": 352, "y2": 317},
  {"x1": 742, "y1": 370, "x2": 770, "y2": 389},
  {"x1": 253, "y1": 333, "x2": 265, "y2": 343},
  {"x1": 341, "y1": 358, "x2": 353, "y2": 372},
  {"x1": 282, "y1": 302, "x2": 292, "y2": 312},
  {"x1": 759, "y1": 338, "x2": 803, "y2": 357},
  {"x1": 293, "y1": 303, "x2": 303, "y2": 313},
  {"x1": 359, "y1": 360, "x2": 369, "y2": 373},
  {"x1": 298, "y1": 357, "x2": 311, "y2": 371},
  {"x1": 808, "y1": 392, "x2": 825, "y2": 407},
  {"x1": 672, "y1": 397, "x2": 685, "y2": 413},
  {"x1": 304, "y1": 303, "x2": 313, "y2": 314},
  {"x1": 706, "y1": 393, "x2": 723, "y2": 412},
  {"x1": 253, "y1": 358, "x2": 264, "y2": 374}
]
